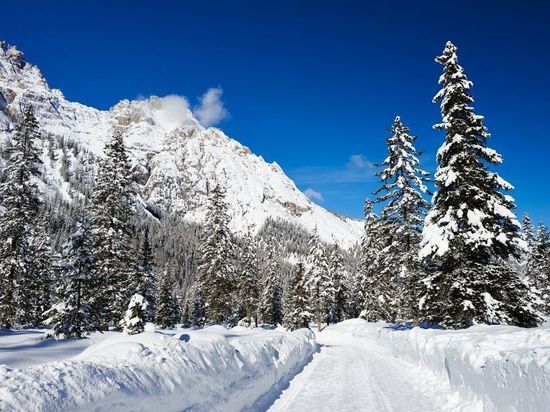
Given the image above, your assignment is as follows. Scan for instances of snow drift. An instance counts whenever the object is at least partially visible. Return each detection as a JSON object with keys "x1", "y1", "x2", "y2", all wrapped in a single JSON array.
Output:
[
  {"x1": 337, "y1": 319, "x2": 550, "y2": 412},
  {"x1": 0, "y1": 326, "x2": 316, "y2": 411}
]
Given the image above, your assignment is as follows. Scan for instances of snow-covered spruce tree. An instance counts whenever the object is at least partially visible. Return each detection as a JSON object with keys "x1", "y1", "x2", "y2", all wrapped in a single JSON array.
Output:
[
  {"x1": 195, "y1": 185, "x2": 236, "y2": 324},
  {"x1": 238, "y1": 233, "x2": 260, "y2": 326},
  {"x1": 522, "y1": 213, "x2": 536, "y2": 252},
  {"x1": 189, "y1": 291, "x2": 206, "y2": 328},
  {"x1": 129, "y1": 227, "x2": 156, "y2": 319},
  {"x1": 344, "y1": 270, "x2": 362, "y2": 319},
  {"x1": 120, "y1": 293, "x2": 148, "y2": 334},
  {"x1": 419, "y1": 41, "x2": 539, "y2": 328},
  {"x1": 90, "y1": 128, "x2": 136, "y2": 326},
  {"x1": 283, "y1": 262, "x2": 312, "y2": 330},
  {"x1": 359, "y1": 199, "x2": 391, "y2": 321},
  {"x1": 30, "y1": 215, "x2": 55, "y2": 323},
  {"x1": 46, "y1": 218, "x2": 96, "y2": 338},
  {"x1": 259, "y1": 239, "x2": 283, "y2": 326},
  {"x1": 304, "y1": 233, "x2": 330, "y2": 331},
  {"x1": 0, "y1": 106, "x2": 51, "y2": 328},
  {"x1": 325, "y1": 244, "x2": 346, "y2": 324},
  {"x1": 155, "y1": 268, "x2": 178, "y2": 328},
  {"x1": 372, "y1": 116, "x2": 430, "y2": 323},
  {"x1": 527, "y1": 223, "x2": 550, "y2": 314}
]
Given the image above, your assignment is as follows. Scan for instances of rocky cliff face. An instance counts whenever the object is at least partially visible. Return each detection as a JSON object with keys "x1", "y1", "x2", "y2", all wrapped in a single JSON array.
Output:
[{"x1": 0, "y1": 40, "x2": 362, "y2": 247}]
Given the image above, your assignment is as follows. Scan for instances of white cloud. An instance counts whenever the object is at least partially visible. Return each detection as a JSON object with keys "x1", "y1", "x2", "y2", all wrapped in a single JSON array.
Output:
[
  {"x1": 193, "y1": 87, "x2": 229, "y2": 127},
  {"x1": 348, "y1": 154, "x2": 372, "y2": 169},
  {"x1": 291, "y1": 154, "x2": 375, "y2": 184},
  {"x1": 304, "y1": 188, "x2": 324, "y2": 202},
  {"x1": 153, "y1": 95, "x2": 195, "y2": 130}
]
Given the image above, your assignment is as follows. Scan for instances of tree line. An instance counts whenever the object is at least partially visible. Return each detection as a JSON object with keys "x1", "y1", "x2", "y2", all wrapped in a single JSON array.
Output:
[{"x1": 0, "y1": 41, "x2": 548, "y2": 337}]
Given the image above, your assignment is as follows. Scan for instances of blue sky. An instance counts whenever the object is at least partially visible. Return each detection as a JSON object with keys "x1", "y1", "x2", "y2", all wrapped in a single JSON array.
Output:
[{"x1": 2, "y1": 0, "x2": 549, "y2": 223}]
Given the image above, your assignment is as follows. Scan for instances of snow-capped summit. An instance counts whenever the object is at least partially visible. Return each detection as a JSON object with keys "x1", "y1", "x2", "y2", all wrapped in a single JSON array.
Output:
[{"x1": 0, "y1": 41, "x2": 362, "y2": 247}]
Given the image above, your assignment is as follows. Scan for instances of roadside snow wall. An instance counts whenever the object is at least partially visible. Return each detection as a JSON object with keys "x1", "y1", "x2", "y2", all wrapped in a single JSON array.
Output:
[
  {"x1": 0, "y1": 326, "x2": 316, "y2": 411},
  {"x1": 346, "y1": 319, "x2": 550, "y2": 412}
]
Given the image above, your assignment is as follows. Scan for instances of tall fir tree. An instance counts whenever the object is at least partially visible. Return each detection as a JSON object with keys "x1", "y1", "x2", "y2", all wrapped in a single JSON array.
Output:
[
  {"x1": 304, "y1": 232, "x2": 330, "y2": 331},
  {"x1": 31, "y1": 218, "x2": 54, "y2": 322},
  {"x1": 373, "y1": 116, "x2": 430, "y2": 323},
  {"x1": 419, "y1": 41, "x2": 539, "y2": 328},
  {"x1": 527, "y1": 223, "x2": 550, "y2": 314},
  {"x1": 155, "y1": 268, "x2": 178, "y2": 328},
  {"x1": 359, "y1": 200, "x2": 390, "y2": 321},
  {"x1": 325, "y1": 244, "x2": 346, "y2": 324},
  {"x1": 238, "y1": 233, "x2": 260, "y2": 326},
  {"x1": 522, "y1": 213, "x2": 536, "y2": 252},
  {"x1": 0, "y1": 106, "x2": 51, "y2": 328},
  {"x1": 90, "y1": 128, "x2": 136, "y2": 327},
  {"x1": 130, "y1": 227, "x2": 156, "y2": 319},
  {"x1": 259, "y1": 237, "x2": 283, "y2": 325},
  {"x1": 195, "y1": 185, "x2": 236, "y2": 324},
  {"x1": 46, "y1": 217, "x2": 97, "y2": 338},
  {"x1": 283, "y1": 262, "x2": 312, "y2": 330}
]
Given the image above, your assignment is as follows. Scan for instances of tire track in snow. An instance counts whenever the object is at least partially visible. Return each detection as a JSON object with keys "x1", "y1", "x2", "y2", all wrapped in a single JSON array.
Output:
[{"x1": 267, "y1": 325, "x2": 459, "y2": 412}]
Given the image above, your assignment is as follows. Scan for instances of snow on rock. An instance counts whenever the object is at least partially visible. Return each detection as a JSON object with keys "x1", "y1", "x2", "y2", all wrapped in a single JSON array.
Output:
[
  {"x1": 337, "y1": 319, "x2": 550, "y2": 412},
  {"x1": 0, "y1": 326, "x2": 316, "y2": 411},
  {"x1": 0, "y1": 40, "x2": 362, "y2": 247}
]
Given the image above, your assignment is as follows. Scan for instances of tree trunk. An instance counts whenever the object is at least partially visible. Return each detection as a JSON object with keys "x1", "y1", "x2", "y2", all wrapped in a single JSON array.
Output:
[{"x1": 316, "y1": 302, "x2": 321, "y2": 332}]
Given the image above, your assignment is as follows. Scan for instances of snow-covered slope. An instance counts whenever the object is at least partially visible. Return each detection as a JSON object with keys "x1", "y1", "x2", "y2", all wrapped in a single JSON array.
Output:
[
  {"x1": 0, "y1": 40, "x2": 361, "y2": 247},
  {"x1": 0, "y1": 326, "x2": 316, "y2": 411}
]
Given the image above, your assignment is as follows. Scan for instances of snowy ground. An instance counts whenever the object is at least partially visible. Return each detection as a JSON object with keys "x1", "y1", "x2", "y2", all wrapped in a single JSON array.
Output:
[
  {"x1": 0, "y1": 325, "x2": 315, "y2": 411},
  {"x1": 270, "y1": 320, "x2": 550, "y2": 412},
  {"x1": 1, "y1": 320, "x2": 550, "y2": 411},
  {"x1": 269, "y1": 321, "x2": 464, "y2": 412}
]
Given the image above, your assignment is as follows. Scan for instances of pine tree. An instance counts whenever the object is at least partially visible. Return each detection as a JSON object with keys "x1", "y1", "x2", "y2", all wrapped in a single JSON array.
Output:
[
  {"x1": 90, "y1": 128, "x2": 136, "y2": 326},
  {"x1": 359, "y1": 200, "x2": 390, "y2": 321},
  {"x1": 46, "y1": 218, "x2": 96, "y2": 338},
  {"x1": 527, "y1": 223, "x2": 550, "y2": 314},
  {"x1": 189, "y1": 291, "x2": 206, "y2": 328},
  {"x1": 522, "y1": 213, "x2": 536, "y2": 252},
  {"x1": 155, "y1": 268, "x2": 178, "y2": 328},
  {"x1": 326, "y1": 244, "x2": 346, "y2": 324},
  {"x1": 238, "y1": 233, "x2": 260, "y2": 326},
  {"x1": 31, "y1": 220, "x2": 54, "y2": 322},
  {"x1": 0, "y1": 106, "x2": 50, "y2": 328},
  {"x1": 283, "y1": 262, "x2": 312, "y2": 331},
  {"x1": 304, "y1": 233, "x2": 330, "y2": 331},
  {"x1": 130, "y1": 228, "x2": 156, "y2": 319},
  {"x1": 259, "y1": 243, "x2": 283, "y2": 326},
  {"x1": 195, "y1": 185, "x2": 236, "y2": 324},
  {"x1": 419, "y1": 41, "x2": 539, "y2": 328},
  {"x1": 373, "y1": 116, "x2": 430, "y2": 323},
  {"x1": 120, "y1": 293, "x2": 148, "y2": 334}
]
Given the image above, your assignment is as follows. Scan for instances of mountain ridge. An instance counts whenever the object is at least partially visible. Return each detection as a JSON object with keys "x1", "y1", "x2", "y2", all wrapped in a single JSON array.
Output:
[{"x1": 0, "y1": 40, "x2": 362, "y2": 247}]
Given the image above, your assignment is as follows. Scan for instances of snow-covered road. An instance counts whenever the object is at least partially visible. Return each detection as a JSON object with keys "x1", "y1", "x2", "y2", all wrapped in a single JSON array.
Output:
[{"x1": 268, "y1": 323, "x2": 460, "y2": 412}]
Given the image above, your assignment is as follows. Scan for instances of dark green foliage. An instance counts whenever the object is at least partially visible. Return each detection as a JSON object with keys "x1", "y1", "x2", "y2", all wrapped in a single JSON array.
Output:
[
  {"x1": 46, "y1": 217, "x2": 97, "y2": 338},
  {"x1": 90, "y1": 128, "x2": 136, "y2": 326},
  {"x1": 0, "y1": 106, "x2": 51, "y2": 328},
  {"x1": 419, "y1": 42, "x2": 539, "y2": 328},
  {"x1": 283, "y1": 262, "x2": 312, "y2": 331}
]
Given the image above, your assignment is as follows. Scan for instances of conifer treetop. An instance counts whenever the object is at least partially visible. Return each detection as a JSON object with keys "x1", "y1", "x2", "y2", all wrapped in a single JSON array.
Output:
[{"x1": 420, "y1": 41, "x2": 524, "y2": 262}]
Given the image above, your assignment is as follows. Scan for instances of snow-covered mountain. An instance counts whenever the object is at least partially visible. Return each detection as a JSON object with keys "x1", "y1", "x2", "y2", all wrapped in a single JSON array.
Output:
[{"x1": 0, "y1": 40, "x2": 362, "y2": 247}]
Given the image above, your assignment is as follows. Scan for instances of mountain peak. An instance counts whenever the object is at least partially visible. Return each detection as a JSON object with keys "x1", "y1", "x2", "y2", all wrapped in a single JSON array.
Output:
[
  {"x1": 0, "y1": 40, "x2": 362, "y2": 247},
  {"x1": 0, "y1": 41, "x2": 26, "y2": 69}
]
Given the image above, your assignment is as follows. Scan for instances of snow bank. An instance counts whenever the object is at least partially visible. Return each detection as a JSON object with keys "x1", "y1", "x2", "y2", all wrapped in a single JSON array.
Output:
[
  {"x1": 336, "y1": 319, "x2": 550, "y2": 411},
  {"x1": 0, "y1": 326, "x2": 316, "y2": 411}
]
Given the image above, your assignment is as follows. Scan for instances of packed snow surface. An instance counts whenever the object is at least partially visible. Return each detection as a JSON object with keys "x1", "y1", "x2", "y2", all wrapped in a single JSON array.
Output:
[
  {"x1": 270, "y1": 320, "x2": 550, "y2": 412},
  {"x1": 2, "y1": 321, "x2": 549, "y2": 411},
  {"x1": 0, "y1": 326, "x2": 316, "y2": 411}
]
